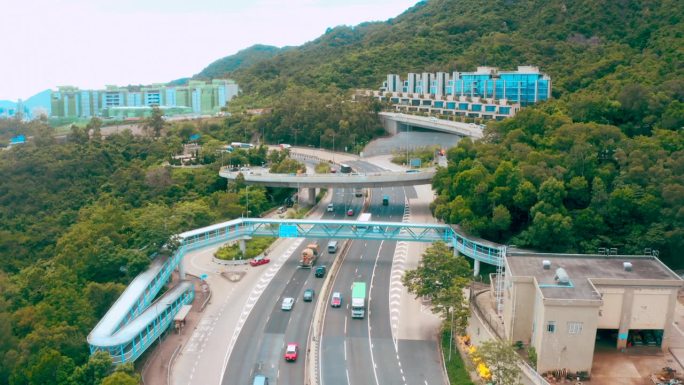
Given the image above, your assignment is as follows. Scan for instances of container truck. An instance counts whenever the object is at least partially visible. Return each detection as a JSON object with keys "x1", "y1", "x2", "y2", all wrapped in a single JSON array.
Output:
[
  {"x1": 299, "y1": 242, "x2": 319, "y2": 268},
  {"x1": 351, "y1": 282, "x2": 366, "y2": 319}
]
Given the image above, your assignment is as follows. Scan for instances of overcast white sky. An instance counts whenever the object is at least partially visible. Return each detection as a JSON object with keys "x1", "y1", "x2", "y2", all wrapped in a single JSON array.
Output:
[{"x1": 0, "y1": 0, "x2": 418, "y2": 101}]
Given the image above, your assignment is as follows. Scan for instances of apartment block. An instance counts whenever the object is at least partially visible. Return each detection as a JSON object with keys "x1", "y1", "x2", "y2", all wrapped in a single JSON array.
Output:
[
  {"x1": 50, "y1": 79, "x2": 239, "y2": 119},
  {"x1": 375, "y1": 66, "x2": 551, "y2": 120}
]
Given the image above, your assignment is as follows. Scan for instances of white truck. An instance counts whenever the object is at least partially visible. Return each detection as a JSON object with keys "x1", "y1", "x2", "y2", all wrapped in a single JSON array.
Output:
[{"x1": 351, "y1": 282, "x2": 367, "y2": 319}]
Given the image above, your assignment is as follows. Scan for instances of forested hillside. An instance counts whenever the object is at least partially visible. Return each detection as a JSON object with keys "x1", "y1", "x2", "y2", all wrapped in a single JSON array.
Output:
[
  {"x1": 0, "y1": 0, "x2": 682, "y2": 383},
  {"x1": 204, "y1": 0, "x2": 683, "y2": 264},
  {"x1": 0, "y1": 118, "x2": 291, "y2": 384},
  {"x1": 195, "y1": 44, "x2": 283, "y2": 80}
]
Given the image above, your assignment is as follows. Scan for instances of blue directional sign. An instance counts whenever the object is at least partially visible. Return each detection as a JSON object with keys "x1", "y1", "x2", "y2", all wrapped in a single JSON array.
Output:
[{"x1": 279, "y1": 224, "x2": 298, "y2": 238}]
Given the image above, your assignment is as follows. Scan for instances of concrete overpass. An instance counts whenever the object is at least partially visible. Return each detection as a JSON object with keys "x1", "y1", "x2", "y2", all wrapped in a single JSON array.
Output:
[
  {"x1": 379, "y1": 111, "x2": 484, "y2": 139},
  {"x1": 219, "y1": 167, "x2": 435, "y2": 203}
]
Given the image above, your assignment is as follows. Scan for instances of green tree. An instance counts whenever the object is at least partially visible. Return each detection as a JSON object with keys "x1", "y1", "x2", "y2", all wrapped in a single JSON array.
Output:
[
  {"x1": 402, "y1": 242, "x2": 471, "y2": 333},
  {"x1": 476, "y1": 340, "x2": 522, "y2": 385},
  {"x1": 145, "y1": 106, "x2": 165, "y2": 138}
]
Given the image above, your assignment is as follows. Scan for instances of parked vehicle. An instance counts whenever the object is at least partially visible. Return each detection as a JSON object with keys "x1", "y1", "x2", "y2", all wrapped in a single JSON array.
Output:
[{"x1": 249, "y1": 256, "x2": 270, "y2": 267}]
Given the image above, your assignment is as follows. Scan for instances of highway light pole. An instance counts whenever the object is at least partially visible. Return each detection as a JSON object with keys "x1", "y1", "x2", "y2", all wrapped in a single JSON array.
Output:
[{"x1": 449, "y1": 306, "x2": 454, "y2": 361}]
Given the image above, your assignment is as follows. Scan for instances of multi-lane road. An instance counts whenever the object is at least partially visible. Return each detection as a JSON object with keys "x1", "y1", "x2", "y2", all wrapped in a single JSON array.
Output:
[{"x1": 221, "y1": 160, "x2": 446, "y2": 385}]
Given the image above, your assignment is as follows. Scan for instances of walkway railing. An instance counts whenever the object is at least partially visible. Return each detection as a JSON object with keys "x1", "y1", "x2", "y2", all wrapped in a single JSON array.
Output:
[{"x1": 88, "y1": 217, "x2": 505, "y2": 363}]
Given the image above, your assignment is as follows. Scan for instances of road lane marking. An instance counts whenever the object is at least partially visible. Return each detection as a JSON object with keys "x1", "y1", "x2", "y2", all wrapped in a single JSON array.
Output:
[
  {"x1": 345, "y1": 316, "x2": 348, "y2": 334},
  {"x1": 346, "y1": 369, "x2": 351, "y2": 385},
  {"x1": 344, "y1": 340, "x2": 347, "y2": 360},
  {"x1": 367, "y1": 240, "x2": 384, "y2": 385}
]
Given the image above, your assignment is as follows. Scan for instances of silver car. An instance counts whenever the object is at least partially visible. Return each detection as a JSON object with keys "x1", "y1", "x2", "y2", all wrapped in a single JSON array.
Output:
[{"x1": 281, "y1": 297, "x2": 295, "y2": 311}]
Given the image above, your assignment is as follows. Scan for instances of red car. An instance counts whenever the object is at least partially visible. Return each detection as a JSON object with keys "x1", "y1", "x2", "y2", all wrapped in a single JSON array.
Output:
[
  {"x1": 331, "y1": 292, "x2": 342, "y2": 308},
  {"x1": 249, "y1": 256, "x2": 270, "y2": 267},
  {"x1": 284, "y1": 343, "x2": 299, "y2": 362},
  {"x1": 346, "y1": 208, "x2": 354, "y2": 216}
]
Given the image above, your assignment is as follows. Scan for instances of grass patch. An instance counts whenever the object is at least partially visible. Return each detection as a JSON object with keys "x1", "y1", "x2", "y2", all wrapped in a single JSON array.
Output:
[
  {"x1": 441, "y1": 330, "x2": 475, "y2": 385},
  {"x1": 391, "y1": 145, "x2": 439, "y2": 166},
  {"x1": 315, "y1": 161, "x2": 331, "y2": 173},
  {"x1": 215, "y1": 237, "x2": 275, "y2": 260}
]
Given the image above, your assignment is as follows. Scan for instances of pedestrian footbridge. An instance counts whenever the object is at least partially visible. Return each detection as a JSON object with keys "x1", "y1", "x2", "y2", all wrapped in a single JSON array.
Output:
[{"x1": 88, "y1": 217, "x2": 504, "y2": 364}]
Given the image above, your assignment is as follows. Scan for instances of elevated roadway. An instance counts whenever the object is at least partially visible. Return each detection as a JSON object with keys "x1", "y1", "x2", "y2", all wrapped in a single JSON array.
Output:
[
  {"x1": 219, "y1": 167, "x2": 435, "y2": 188},
  {"x1": 379, "y1": 111, "x2": 484, "y2": 139}
]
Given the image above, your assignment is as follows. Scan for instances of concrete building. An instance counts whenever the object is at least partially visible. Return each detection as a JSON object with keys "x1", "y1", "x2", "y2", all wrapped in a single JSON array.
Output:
[
  {"x1": 502, "y1": 253, "x2": 682, "y2": 375},
  {"x1": 50, "y1": 79, "x2": 239, "y2": 119},
  {"x1": 373, "y1": 66, "x2": 551, "y2": 120}
]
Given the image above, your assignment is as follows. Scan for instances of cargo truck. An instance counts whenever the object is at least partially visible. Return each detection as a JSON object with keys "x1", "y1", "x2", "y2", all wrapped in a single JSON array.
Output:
[
  {"x1": 299, "y1": 242, "x2": 319, "y2": 268},
  {"x1": 351, "y1": 282, "x2": 366, "y2": 319}
]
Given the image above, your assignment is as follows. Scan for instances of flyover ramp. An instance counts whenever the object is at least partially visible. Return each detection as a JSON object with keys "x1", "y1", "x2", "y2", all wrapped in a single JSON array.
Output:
[
  {"x1": 219, "y1": 168, "x2": 435, "y2": 188},
  {"x1": 379, "y1": 111, "x2": 484, "y2": 139}
]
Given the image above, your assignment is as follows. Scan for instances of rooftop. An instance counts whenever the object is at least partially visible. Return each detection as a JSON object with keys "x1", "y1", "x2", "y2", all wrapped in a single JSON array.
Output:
[{"x1": 506, "y1": 253, "x2": 682, "y2": 301}]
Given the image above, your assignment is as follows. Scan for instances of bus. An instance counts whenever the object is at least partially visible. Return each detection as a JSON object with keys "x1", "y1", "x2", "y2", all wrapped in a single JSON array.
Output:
[
  {"x1": 354, "y1": 213, "x2": 372, "y2": 230},
  {"x1": 340, "y1": 164, "x2": 353, "y2": 173},
  {"x1": 231, "y1": 142, "x2": 254, "y2": 149}
]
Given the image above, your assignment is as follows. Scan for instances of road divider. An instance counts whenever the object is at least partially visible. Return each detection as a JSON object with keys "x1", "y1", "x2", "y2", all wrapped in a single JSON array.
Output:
[{"x1": 305, "y1": 237, "x2": 353, "y2": 385}]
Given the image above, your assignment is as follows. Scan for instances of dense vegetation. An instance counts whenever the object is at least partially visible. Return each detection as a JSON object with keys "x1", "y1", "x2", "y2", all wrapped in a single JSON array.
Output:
[
  {"x1": 432, "y1": 111, "x2": 684, "y2": 266},
  {"x1": 196, "y1": 44, "x2": 283, "y2": 80},
  {"x1": 1, "y1": 0, "x2": 683, "y2": 383},
  {"x1": 0, "y1": 117, "x2": 295, "y2": 384}
]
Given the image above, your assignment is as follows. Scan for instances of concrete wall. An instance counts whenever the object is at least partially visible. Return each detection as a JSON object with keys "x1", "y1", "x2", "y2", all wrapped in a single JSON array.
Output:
[
  {"x1": 536, "y1": 300, "x2": 599, "y2": 374},
  {"x1": 597, "y1": 287, "x2": 624, "y2": 329},
  {"x1": 631, "y1": 288, "x2": 672, "y2": 329},
  {"x1": 503, "y1": 273, "x2": 536, "y2": 344}
]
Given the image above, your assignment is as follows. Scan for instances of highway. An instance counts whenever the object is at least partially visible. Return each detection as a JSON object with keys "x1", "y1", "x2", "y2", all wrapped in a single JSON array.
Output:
[
  {"x1": 320, "y1": 161, "x2": 445, "y2": 385},
  {"x1": 221, "y1": 185, "x2": 364, "y2": 384},
  {"x1": 221, "y1": 159, "x2": 447, "y2": 385}
]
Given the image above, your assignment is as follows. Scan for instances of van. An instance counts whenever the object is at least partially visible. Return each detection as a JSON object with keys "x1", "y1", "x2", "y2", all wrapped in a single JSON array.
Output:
[
  {"x1": 253, "y1": 375, "x2": 268, "y2": 385},
  {"x1": 327, "y1": 241, "x2": 338, "y2": 253},
  {"x1": 327, "y1": 203, "x2": 334, "y2": 212}
]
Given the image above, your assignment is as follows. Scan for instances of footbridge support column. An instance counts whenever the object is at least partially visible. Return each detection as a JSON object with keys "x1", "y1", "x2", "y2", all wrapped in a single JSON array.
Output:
[
  {"x1": 239, "y1": 239, "x2": 246, "y2": 256},
  {"x1": 299, "y1": 187, "x2": 316, "y2": 206},
  {"x1": 178, "y1": 259, "x2": 185, "y2": 280},
  {"x1": 473, "y1": 259, "x2": 480, "y2": 277}
]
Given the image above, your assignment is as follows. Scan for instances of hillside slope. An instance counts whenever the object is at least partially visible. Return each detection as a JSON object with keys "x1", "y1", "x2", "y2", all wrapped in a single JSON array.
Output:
[
  {"x1": 226, "y1": 0, "x2": 682, "y2": 129},
  {"x1": 195, "y1": 44, "x2": 283, "y2": 79}
]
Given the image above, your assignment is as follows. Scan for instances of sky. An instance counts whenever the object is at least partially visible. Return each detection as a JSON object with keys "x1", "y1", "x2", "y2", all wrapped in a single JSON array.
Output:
[{"x1": 0, "y1": 0, "x2": 418, "y2": 101}]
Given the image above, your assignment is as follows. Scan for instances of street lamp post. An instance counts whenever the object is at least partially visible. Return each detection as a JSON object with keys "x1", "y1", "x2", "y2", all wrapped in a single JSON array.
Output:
[{"x1": 449, "y1": 306, "x2": 455, "y2": 361}]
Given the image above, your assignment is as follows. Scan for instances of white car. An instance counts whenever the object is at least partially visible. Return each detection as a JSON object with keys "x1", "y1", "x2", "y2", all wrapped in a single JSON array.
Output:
[
  {"x1": 327, "y1": 203, "x2": 334, "y2": 212},
  {"x1": 281, "y1": 297, "x2": 295, "y2": 311}
]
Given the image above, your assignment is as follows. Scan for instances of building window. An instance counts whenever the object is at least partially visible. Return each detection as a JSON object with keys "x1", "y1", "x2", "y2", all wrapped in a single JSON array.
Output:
[
  {"x1": 567, "y1": 322, "x2": 583, "y2": 335},
  {"x1": 547, "y1": 321, "x2": 556, "y2": 333}
]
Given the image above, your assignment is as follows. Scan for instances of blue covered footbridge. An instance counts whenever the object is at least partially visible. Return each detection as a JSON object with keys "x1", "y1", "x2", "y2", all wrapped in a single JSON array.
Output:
[{"x1": 87, "y1": 217, "x2": 505, "y2": 363}]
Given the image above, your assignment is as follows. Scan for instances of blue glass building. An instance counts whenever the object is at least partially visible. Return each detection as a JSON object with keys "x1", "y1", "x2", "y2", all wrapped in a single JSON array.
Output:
[{"x1": 377, "y1": 66, "x2": 551, "y2": 120}]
